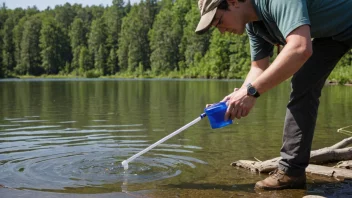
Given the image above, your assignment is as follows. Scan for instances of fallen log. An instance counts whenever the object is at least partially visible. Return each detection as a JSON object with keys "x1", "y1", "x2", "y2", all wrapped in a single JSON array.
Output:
[
  {"x1": 306, "y1": 164, "x2": 352, "y2": 180},
  {"x1": 334, "y1": 160, "x2": 352, "y2": 169},
  {"x1": 310, "y1": 137, "x2": 352, "y2": 164},
  {"x1": 231, "y1": 137, "x2": 352, "y2": 180}
]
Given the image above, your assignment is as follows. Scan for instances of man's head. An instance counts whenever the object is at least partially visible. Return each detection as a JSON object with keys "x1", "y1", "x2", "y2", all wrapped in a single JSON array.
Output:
[{"x1": 195, "y1": 0, "x2": 251, "y2": 35}]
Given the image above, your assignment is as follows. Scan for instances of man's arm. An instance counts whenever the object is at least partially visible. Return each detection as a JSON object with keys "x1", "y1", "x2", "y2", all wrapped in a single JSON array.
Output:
[
  {"x1": 221, "y1": 56, "x2": 269, "y2": 102},
  {"x1": 252, "y1": 25, "x2": 312, "y2": 94},
  {"x1": 224, "y1": 25, "x2": 312, "y2": 120},
  {"x1": 241, "y1": 56, "x2": 270, "y2": 89}
]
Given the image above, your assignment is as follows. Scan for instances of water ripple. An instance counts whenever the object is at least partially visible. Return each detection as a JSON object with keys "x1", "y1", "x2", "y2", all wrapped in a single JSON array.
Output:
[{"x1": 0, "y1": 117, "x2": 206, "y2": 191}]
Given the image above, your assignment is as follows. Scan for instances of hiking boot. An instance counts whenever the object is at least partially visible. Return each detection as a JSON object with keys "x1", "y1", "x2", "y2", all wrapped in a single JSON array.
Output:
[{"x1": 255, "y1": 169, "x2": 306, "y2": 190}]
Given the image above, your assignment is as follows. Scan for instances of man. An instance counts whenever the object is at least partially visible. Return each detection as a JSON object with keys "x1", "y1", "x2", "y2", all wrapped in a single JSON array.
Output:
[{"x1": 195, "y1": 0, "x2": 352, "y2": 190}]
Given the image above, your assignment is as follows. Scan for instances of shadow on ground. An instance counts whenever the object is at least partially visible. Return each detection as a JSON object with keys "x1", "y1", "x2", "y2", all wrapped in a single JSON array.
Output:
[{"x1": 149, "y1": 179, "x2": 352, "y2": 198}]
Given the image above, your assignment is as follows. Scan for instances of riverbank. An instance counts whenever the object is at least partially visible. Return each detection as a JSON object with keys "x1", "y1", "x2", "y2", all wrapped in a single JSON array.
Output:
[{"x1": 8, "y1": 70, "x2": 351, "y2": 86}]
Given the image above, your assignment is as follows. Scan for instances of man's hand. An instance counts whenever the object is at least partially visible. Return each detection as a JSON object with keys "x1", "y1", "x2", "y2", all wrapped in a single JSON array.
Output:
[
  {"x1": 206, "y1": 88, "x2": 239, "y2": 108},
  {"x1": 221, "y1": 88, "x2": 239, "y2": 102},
  {"x1": 224, "y1": 87, "x2": 256, "y2": 120}
]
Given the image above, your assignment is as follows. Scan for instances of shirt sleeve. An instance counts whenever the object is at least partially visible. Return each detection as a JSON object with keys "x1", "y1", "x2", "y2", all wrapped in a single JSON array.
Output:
[
  {"x1": 246, "y1": 23, "x2": 274, "y2": 61},
  {"x1": 270, "y1": 0, "x2": 311, "y2": 38}
]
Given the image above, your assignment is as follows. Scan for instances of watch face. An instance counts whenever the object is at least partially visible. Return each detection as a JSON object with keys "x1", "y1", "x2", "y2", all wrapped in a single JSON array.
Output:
[{"x1": 248, "y1": 86, "x2": 257, "y2": 95}]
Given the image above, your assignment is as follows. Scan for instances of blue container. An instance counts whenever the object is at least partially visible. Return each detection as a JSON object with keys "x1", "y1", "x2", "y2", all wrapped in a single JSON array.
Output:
[{"x1": 204, "y1": 102, "x2": 233, "y2": 129}]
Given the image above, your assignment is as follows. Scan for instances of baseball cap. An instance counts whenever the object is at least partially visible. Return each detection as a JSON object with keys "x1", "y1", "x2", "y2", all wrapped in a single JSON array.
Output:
[{"x1": 195, "y1": 0, "x2": 223, "y2": 34}]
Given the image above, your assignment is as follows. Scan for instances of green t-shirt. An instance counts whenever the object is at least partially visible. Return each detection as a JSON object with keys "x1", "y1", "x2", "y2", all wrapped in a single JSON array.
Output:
[{"x1": 247, "y1": 0, "x2": 352, "y2": 61}]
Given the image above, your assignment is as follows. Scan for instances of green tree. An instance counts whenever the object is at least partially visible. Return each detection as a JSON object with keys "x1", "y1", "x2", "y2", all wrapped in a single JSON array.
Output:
[
  {"x1": 107, "y1": 48, "x2": 118, "y2": 74},
  {"x1": 180, "y1": 4, "x2": 211, "y2": 76},
  {"x1": 104, "y1": 0, "x2": 125, "y2": 49},
  {"x1": 40, "y1": 16, "x2": 70, "y2": 74},
  {"x1": 2, "y1": 16, "x2": 15, "y2": 76},
  {"x1": 88, "y1": 17, "x2": 107, "y2": 74},
  {"x1": 337, "y1": 50, "x2": 352, "y2": 68},
  {"x1": 227, "y1": 34, "x2": 251, "y2": 79},
  {"x1": 54, "y1": 3, "x2": 76, "y2": 31},
  {"x1": 74, "y1": 4, "x2": 91, "y2": 25},
  {"x1": 95, "y1": 45, "x2": 107, "y2": 74},
  {"x1": 149, "y1": 0, "x2": 192, "y2": 75},
  {"x1": 125, "y1": 0, "x2": 132, "y2": 15},
  {"x1": 118, "y1": 3, "x2": 152, "y2": 72},
  {"x1": 102, "y1": 0, "x2": 125, "y2": 74},
  {"x1": 69, "y1": 17, "x2": 88, "y2": 71},
  {"x1": 0, "y1": 3, "x2": 9, "y2": 77},
  {"x1": 87, "y1": 5, "x2": 105, "y2": 21},
  {"x1": 149, "y1": 0, "x2": 176, "y2": 74},
  {"x1": 0, "y1": 3, "x2": 8, "y2": 28},
  {"x1": 2, "y1": 8, "x2": 26, "y2": 76},
  {"x1": 171, "y1": 0, "x2": 192, "y2": 70},
  {"x1": 197, "y1": 31, "x2": 231, "y2": 78},
  {"x1": 78, "y1": 46, "x2": 92, "y2": 73},
  {"x1": 25, "y1": 6, "x2": 39, "y2": 16},
  {"x1": 13, "y1": 16, "x2": 28, "y2": 73},
  {"x1": 17, "y1": 15, "x2": 42, "y2": 75}
]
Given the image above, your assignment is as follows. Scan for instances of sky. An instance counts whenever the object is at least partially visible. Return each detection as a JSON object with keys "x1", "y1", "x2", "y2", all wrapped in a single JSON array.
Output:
[{"x1": 2, "y1": 0, "x2": 139, "y2": 10}]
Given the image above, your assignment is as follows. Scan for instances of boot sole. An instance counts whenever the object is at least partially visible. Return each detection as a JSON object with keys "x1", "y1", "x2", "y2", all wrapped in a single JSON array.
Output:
[{"x1": 255, "y1": 182, "x2": 306, "y2": 190}]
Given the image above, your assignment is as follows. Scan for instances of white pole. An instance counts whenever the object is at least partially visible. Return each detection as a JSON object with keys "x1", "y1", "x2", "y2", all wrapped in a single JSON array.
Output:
[{"x1": 121, "y1": 114, "x2": 206, "y2": 170}]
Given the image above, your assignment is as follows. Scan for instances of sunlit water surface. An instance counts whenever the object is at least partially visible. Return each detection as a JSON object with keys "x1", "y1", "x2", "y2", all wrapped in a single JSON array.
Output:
[{"x1": 0, "y1": 79, "x2": 352, "y2": 197}]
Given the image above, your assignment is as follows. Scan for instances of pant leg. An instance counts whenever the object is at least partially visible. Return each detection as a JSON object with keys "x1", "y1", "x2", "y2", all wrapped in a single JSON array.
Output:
[{"x1": 278, "y1": 37, "x2": 351, "y2": 176}]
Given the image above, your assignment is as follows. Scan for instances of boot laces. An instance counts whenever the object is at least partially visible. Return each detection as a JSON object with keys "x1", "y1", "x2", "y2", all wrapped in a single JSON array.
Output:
[{"x1": 269, "y1": 169, "x2": 285, "y2": 180}]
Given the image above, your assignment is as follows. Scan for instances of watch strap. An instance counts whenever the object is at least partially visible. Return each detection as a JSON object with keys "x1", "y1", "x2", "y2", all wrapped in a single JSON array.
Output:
[{"x1": 247, "y1": 83, "x2": 260, "y2": 98}]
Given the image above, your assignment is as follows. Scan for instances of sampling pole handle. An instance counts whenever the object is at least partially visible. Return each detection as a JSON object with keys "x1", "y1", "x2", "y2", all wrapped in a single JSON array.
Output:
[{"x1": 122, "y1": 113, "x2": 207, "y2": 169}]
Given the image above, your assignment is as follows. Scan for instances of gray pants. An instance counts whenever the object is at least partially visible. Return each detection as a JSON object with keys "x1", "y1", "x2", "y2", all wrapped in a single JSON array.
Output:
[{"x1": 278, "y1": 37, "x2": 352, "y2": 176}]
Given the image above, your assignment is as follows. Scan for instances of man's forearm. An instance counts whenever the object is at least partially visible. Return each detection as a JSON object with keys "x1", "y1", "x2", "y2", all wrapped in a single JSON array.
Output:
[
  {"x1": 251, "y1": 25, "x2": 312, "y2": 95},
  {"x1": 241, "y1": 66, "x2": 266, "y2": 88},
  {"x1": 252, "y1": 43, "x2": 311, "y2": 94},
  {"x1": 240, "y1": 56, "x2": 270, "y2": 89}
]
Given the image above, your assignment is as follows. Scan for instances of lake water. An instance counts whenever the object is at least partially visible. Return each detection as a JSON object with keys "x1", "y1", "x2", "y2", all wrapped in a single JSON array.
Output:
[{"x1": 0, "y1": 79, "x2": 351, "y2": 197}]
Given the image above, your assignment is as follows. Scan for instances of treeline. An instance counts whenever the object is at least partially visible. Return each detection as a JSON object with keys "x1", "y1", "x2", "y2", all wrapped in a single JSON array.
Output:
[{"x1": 0, "y1": 0, "x2": 351, "y2": 81}]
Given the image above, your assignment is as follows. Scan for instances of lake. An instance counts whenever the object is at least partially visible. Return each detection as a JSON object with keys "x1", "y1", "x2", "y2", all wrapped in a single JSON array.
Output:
[{"x1": 0, "y1": 79, "x2": 351, "y2": 197}]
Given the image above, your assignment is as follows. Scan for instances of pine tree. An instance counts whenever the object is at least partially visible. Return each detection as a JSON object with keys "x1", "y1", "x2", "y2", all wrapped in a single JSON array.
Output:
[
  {"x1": 69, "y1": 18, "x2": 88, "y2": 71},
  {"x1": 18, "y1": 15, "x2": 42, "y2": 75},
  {"x1": 228, "y1": 34, "x2": 251, "y2": 79},
  {"x1": 180, "y1": 4, "x2": 211, "y2": 76},
  {"x1": 0, "y1": 3, "x2": 9, "y2": 77},
  {"x1": 337, "y1": 50, "x2": 352, "y2": 68},
  {"x1": 197, "y1": 31, "x2": 234, "y2": 79},
  {"x1": 103, "y1": 0, "x2": 125, "y2": 74},
  {"x1": 2, "y1": 9, "x2": 25, "y2": 76},
  {"x1": 40, "y1": 17, "x2": 70, "y2": 74},
  {"x1": 78, "y1": 46, "x2": 92, "y2": 73},
  {"x1": 13, "y1": 16, "x2": 27, "y2": 73},
  {"x1": 54, "y1": 3, "x2": 76, "y2": 31},
  {"x1": 95, "y1": 45, "x2": 107, "y2": 75},
  {"x1": 118, "y1": 3, "x2": 152, "y2": 72},
  {"x1": 149, "y1": 0, "x2": 192, "y2": 75},
  {"x1": 107, "y1": 48, "x2": 118, "y2": 74},
  {"x1": 149, "y1": 0, "x2": 175, "y2": 74},
  {"x1": 2, "y1": 16, "x2": 15, "y2": 76},
  {"x1": 88, "y1": 17, "x2": 107, "y2": 74}
]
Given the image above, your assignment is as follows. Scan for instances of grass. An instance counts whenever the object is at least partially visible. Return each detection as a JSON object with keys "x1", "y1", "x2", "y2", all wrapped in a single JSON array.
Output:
[
  {"x1": 328, "y1": 66, "x2": 352, "y2": 85},
  {"x1": 12, "y1": 67, "x2": 352, "y2": 85}
]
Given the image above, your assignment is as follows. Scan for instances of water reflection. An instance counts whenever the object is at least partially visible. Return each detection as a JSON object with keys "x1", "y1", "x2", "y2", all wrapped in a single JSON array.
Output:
[{"x1": 0, "y1": 79, "x2": 351, "y2": 197}]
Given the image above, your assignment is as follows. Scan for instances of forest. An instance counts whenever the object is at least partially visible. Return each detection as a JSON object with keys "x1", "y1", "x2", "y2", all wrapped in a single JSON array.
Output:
[{"x1": 0, "y1": 0, "x2": 351, "y2": 83}]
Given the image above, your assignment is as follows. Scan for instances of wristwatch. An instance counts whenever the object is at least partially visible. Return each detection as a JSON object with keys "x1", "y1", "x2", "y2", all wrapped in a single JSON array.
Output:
[{"x1": 246, "y1": 83, "x2": 260, "y2": 98}]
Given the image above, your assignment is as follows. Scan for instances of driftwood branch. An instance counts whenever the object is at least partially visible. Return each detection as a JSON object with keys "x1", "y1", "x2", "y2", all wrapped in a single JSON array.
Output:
[
  {"x1": 306, "y1": 164, "x2": 352, "y2": 180},
  {"x1": 310, "y1": 147, "x2": 352, "y2": 164},
  {"x1": 328, "y1": 136, "x2": 352, "y2": 149},
  {"x1": 335, "y1": 160, "x2": 352, "y2": 169},
  {"x1": 231, "y1": 137, "x2": 352, "y2": 180}
]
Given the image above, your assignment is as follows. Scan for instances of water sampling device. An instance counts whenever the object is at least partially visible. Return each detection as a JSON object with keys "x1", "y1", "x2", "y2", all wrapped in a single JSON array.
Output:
[{"x1": 121, "y1": 102, "x2": 232, "y2": 170}]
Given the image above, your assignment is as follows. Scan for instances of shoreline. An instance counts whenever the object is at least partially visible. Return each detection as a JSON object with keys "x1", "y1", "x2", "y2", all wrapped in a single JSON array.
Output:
[{"x1": 1, "y1": 75, "x2": 351, "y2": 86}]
